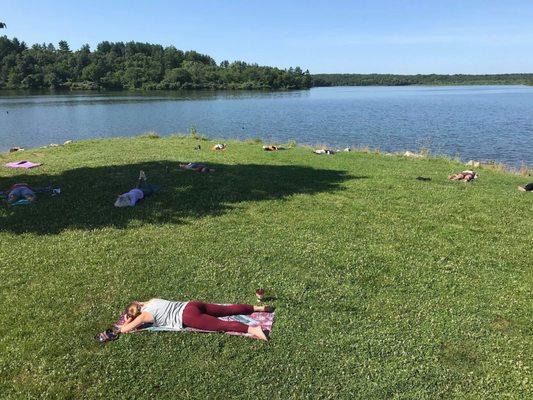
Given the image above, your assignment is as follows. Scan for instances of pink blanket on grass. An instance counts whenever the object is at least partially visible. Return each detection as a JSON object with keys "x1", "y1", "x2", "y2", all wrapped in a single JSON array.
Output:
[
  {"x1": 5, "y1": 161, "x2": 42, "y2": 169},
  {"x1": 114, "y1": 310, "x2": 275, "y2": 338}
]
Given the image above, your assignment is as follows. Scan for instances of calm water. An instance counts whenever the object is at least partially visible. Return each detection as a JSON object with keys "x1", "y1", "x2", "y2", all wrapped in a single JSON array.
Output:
[{"x1": 1, "y1": 86, "x2": 532, "y2": 166}]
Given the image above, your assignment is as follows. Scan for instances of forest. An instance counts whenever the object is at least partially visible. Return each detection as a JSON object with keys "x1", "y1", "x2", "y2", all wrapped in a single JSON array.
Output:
[
  {"x1": 1, "y1": 36, "x2": 531, "y2": 91},
  {"x1": 0, "y1": 36, "x2": 312, "y2": 90},
  {"x1": 312, "y1": 73, "x2": 533, "y2": 87}
]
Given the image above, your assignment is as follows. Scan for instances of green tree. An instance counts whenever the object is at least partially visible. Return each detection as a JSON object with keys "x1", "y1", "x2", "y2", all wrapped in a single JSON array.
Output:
[
  {"x1": 163, "y1": 68, "x2": 191, "y2": 84},
  {"x1": 58, "y1": 40, "x2": 70, "y2": 53}
]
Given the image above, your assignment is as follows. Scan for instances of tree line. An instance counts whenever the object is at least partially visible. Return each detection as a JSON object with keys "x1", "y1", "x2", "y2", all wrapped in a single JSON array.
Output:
[
  {"x1": 0, "y1": 36, "x2": 312, "y2": 90},
  {"x1": 312, "y1": 73, "x2": 533, "y2": 87},
  {"x1": 1, "y1": 35, "x2": 531, "y2": 91}
]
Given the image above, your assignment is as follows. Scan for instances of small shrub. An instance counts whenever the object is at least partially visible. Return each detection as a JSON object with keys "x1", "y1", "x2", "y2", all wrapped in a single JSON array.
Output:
[
  {"x1": 168, "y1": 133, "x2": 187, "y2": 139},
  {"x1": 189, "y1": 125, "x2": 200, "y2": 140},
  {"x1": 519, "y1": 164, "x2": 531, "y2": 176},
  {"x1": 141, "y1": 131, "x2": 160, "y2": 139},
  {"x1": 246, "y1": 138, "x2": 263, "y2": 145},
  {"x1": 288, "y1": 139, "x2": 297, "y2": 148},
  {"x1": 419, "y1": 147, "x2": 430, "y2": 157},
  {"x1": 482, "y1": 161, "x2": 507, "y2": 172}
]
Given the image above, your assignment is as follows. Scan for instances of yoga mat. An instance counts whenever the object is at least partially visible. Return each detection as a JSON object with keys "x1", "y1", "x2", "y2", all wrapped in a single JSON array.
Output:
[
  {"x1": 5, "y1": 161, "x2": 42, "y2": 169},
  {"x1": 114, "y1": 308, "x2": 275, "y2": 338}
]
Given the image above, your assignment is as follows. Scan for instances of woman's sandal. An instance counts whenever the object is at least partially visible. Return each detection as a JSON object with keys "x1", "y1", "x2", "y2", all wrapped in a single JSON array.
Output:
[{"x1": 94, "y1": 328, "x2": 120, "y2": 343}]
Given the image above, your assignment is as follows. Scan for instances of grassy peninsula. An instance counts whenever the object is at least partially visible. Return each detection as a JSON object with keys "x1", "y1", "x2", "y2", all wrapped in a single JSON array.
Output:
[{"x1": 0, "y1": 136, "x2": 531, "y2": 398}]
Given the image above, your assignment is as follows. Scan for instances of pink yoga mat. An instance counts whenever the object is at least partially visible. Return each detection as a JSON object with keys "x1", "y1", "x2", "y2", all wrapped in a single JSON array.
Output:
[
  {"x1": 5, "y1": 161, "x2": 42, "y2": 169},
  {"x1": 114, "y1": 309, "x2": 275, "y2": 338}
]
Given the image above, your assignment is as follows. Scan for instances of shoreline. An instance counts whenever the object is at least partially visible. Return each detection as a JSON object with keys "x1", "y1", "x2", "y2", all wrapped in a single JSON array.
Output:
[
  {"x1": 1, "y1": 83, "x2": 532, "y2": 95},
  {"x1": 2, "y1": 134, "x2": 531, "y2": 176}
]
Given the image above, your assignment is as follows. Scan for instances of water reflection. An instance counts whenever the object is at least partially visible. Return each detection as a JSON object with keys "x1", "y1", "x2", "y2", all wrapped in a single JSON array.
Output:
[{"x1": 0, "y1": 89, "x2": 310, "y2": 107}]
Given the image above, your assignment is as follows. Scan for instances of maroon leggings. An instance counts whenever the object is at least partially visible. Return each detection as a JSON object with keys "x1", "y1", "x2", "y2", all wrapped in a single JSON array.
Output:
[{"x1": 182, "y1": 301, "x2": 254, "y2": 333}]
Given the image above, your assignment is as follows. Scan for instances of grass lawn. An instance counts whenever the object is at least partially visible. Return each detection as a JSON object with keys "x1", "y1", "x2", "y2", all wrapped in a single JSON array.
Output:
[{"x1": 0, "y1": 136, "x2": 531, "y2": 399}]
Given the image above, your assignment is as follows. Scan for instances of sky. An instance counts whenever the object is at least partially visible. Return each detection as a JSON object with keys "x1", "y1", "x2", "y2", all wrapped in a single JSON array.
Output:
[{"x1": 1, "y1": 0, "x2": 533, "y2": 74}]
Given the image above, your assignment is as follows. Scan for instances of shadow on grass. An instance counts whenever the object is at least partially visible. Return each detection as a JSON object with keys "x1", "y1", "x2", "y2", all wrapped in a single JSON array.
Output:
[{"x1": 1, "y1": 161, "x2": 359, "y2": 235}]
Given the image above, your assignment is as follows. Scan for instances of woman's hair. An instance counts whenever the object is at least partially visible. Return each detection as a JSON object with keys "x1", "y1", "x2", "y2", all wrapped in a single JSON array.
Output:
[
  {"x1": 125, "y1": 302, "x2": 141, "y2": 319},
  {"x1": 115, "y1": 194, "x2": 131, "y2": 208}
]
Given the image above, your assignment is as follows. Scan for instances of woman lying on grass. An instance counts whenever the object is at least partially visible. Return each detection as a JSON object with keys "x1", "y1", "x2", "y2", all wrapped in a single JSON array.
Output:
[
  {"x1": 518, "y1": 183, "x2": 533, "y2": 192},
  {"x1": 313, "y1": 148, "x2": 336, "y2": 155},
  {"x1": 263, "y1": 145, "x2": 285, "y2": 151},
  {"x1": 5, "y1": 183, "x2": 37, "y2": 203},
  {"x1": 119, "y1": 298, "x2": 273, "y2": 340},
  {"x1": 448, "y1": 170, "x2": 478, "y2": 182},
  {"x1": 179, "y1": 162, "x2": 215, "y2": 173},
  {"x1": 114, "y1": 170, "x2": 159, "y2": 207},
  {"x1": 211, "y1": 143, "x2": 227, "y2": 151}
]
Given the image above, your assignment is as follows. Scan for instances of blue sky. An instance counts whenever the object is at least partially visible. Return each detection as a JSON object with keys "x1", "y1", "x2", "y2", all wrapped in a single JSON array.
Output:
[{"x1": 2, "y1": 0, "x2": 533, "y2": 74}]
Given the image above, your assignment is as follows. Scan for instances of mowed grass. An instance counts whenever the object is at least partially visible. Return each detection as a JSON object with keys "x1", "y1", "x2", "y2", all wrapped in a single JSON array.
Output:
[{"x1": 0, "y1": 136, "x2": 531, "y2": 399}]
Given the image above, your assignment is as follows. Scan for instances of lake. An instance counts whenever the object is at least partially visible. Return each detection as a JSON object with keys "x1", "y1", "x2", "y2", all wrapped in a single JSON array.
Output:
[{"x1": 1, "y1": 85, "x2": 532, "y2": 166}]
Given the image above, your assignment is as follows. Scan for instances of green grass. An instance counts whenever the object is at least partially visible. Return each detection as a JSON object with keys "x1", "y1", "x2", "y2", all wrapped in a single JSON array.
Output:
[{"x1": 0, "y1": 136, "x2": 531, "y2": 399}]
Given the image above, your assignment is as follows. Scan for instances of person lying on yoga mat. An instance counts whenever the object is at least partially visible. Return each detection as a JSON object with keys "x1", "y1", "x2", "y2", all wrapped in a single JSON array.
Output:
[
  {"x1": 179, "y1": 162, "x2": 215, "y2": 173},
  {"x1": 5, "y1": 183, "x2": 37, "y2": 203},
  {"x1": 263, "y1": 145, "x2": 285, "y2": 151},
  {"x1": 211, "y1": 143, "x2": 227, "y2": 151},
  {"x1": 314, "y1": 149, "x2": 336, "y2": 155},
  {"x1": 119, "y1": 298, "x2": 273, "y2": 340},
  {"x1": 448, "y1": 170, "x2": 478, "y2": 182},
  {"x1": 114, "y1": 170, "x2": 159, "y2": 207}
]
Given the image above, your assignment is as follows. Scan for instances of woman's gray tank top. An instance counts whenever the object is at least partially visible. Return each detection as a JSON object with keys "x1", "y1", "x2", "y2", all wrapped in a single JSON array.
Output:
[{"x1": 142, "y1": 299, "x2": 188, "y2": 330}]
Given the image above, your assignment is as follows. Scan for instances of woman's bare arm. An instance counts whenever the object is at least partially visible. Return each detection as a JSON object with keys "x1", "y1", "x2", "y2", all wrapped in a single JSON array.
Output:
[{"x1": 119, "y1": 312, "x2": 154, "y2": 333}]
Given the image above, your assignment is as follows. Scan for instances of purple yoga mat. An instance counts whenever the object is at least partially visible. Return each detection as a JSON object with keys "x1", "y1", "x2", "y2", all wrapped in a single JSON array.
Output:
[{"x1": 5, "y1": 161, "x2": 42, "y2": 169}]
